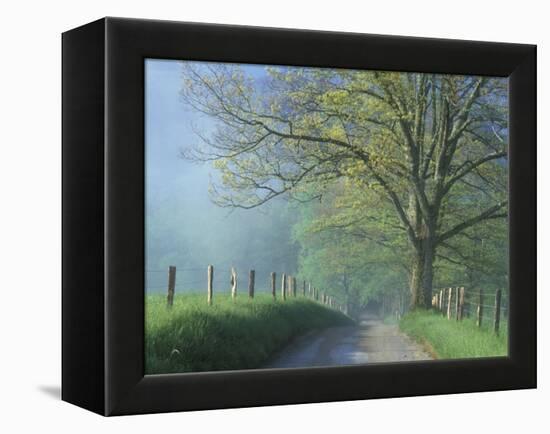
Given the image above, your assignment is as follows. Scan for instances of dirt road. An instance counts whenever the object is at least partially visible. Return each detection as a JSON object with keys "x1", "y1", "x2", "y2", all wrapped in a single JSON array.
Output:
[{"x1": 265, "y1": 312, "x2": 432, "y2": 368}]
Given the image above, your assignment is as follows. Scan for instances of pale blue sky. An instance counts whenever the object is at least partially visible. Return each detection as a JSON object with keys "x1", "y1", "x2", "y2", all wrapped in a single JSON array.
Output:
[{"x1": 145, "y1": 59, "x2": 270, "y2": 210}]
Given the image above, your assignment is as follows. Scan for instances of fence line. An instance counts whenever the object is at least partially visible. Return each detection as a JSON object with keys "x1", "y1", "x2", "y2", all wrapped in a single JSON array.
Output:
[
  {"x1": 149, "y1": 265, "x2": 348, "y2": 315},
  {"x1": 150, "y1": 266, "x2": 505, "y2": 333},
  {"x1": 431, "y1": 286, "x2": 504, "y2": 335}
]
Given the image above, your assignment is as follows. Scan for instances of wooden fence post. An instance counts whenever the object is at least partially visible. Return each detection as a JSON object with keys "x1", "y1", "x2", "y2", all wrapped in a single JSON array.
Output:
[
  {"x1": 230, "y1": 267, "x2": 237, "y2": 301},
  {"x1": 288, "y1": 276, "x2": 293, "y2": 297},
  {"x1": 167, "y1": 265, "x2": 176, "y2": 307},
  {"x1": 207, "y1": 265, "x2": 213, "y2": 306},
  {"x1": 447, "y1": 288, "x2": 453, "y2": 320},
  {"x1": 476, "y1": 288, "x2": 483, "y2": 327},
  {"x1": 455, "y1": 287, "x2": 460, "y2": 320},
  {"x1": 271, "y1": 272, "x2": 276, "y2": 300},
  {"x1": 458, "y1": 287, "x2": 465, "y2": 320},
  {"x1": 439, "y1": 289, "x2": 444, "y2": 312},
  {"x1": 494, "y1": 289, "x2": 502, "y2": 335},
  {"x1": 281, "y1": 273, "x2": 286, "y2": 301},
  {"x1": 248, "y1": 270, "x2": 255, "y2": 298}
]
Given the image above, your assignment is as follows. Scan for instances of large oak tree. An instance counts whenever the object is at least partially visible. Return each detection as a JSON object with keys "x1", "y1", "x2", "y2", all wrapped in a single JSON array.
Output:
[{"x1": 180, "y1": 63, "x2": 508, "y2": 308}]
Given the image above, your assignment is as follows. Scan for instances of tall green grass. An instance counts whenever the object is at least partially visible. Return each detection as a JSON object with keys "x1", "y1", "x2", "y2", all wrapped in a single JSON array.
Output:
[
  {"x1": 399, "y1": 309, "x2": 508, "y2": 359},
  {"x1": 145, "y1": 293, "x2": 354, "y2": 374}
]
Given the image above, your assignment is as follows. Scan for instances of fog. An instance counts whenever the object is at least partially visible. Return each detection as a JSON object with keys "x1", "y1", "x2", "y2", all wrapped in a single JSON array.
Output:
[
  {"x1": 144, "y1": 59, "x2": 508, "y2": 315},
  {"x1": 145, "y1": 59, "x2": 299, "y2": 294}
]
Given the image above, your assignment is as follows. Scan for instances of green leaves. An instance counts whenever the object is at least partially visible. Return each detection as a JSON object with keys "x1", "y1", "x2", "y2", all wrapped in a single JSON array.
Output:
[{"x1": 179, "y1": 61, "x2": 508, "y2": 308}]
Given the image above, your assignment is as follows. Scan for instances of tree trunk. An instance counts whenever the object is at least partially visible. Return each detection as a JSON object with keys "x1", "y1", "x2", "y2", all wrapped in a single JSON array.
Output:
[
  {"x1": 407, "y1": 189, "x2": 436, "y2": 310},
  {"x1": 409, "y1": 236, "x2": 435, "y2": 309}
]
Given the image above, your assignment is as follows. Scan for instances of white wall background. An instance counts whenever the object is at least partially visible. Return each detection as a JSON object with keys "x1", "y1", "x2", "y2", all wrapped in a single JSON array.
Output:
[{"x1": 0, "y1": 1, "x2": 545, "y2": 432}]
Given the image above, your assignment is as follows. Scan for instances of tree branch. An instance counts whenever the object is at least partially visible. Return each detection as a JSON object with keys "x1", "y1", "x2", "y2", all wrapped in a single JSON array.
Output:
[
  {"x1": 443, "y1": 151, "x2": 507, "y2": 195},
  {"x1": 437, "y1": 200, "x2": 508, "y2": 244}
]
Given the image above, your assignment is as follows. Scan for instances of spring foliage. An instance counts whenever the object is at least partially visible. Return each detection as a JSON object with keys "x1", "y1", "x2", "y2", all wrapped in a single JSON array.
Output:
[{"x1": 179, "y1": 63, "x2": 508, "y2": 309}]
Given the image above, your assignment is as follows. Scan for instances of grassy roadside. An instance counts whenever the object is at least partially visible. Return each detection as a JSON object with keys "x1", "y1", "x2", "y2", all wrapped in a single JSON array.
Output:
[
  {"x1": 399, "y1": 309, "x2": 507, "y2": 359},
  {"x1": 145, "y1": 293, "x2": 354, "y2": 374}
]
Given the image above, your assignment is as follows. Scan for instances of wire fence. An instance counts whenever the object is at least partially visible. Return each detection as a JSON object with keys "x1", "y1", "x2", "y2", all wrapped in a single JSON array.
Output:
[
  {"x1": 431, "y1": 286, "x2": 507, "y2": 334},
  {"x1": 147, "y1": 265, "x2": 506, "y2": 333},
  {"x1": 147, "y1": 264, "x2": 348, "y2": 314},
  {"x1": 145, "y1": 264, "x2": 290, "y2": 294}
]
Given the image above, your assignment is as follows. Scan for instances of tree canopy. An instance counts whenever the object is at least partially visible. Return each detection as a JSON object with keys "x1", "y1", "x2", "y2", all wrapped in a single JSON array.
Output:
[{"x1": 179, "y1": 62, "x2": 508, "y2": 309}]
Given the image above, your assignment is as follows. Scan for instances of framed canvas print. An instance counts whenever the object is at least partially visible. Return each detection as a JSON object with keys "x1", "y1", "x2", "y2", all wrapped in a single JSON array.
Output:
[{"x1": 62, "y1": 17, "x2": 536, "y2": 416}]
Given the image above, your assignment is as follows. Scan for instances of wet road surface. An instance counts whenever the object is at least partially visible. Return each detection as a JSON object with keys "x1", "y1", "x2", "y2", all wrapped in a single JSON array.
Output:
[{"x1": 265, "y1": 313, "x2": 432, "y2": 368}]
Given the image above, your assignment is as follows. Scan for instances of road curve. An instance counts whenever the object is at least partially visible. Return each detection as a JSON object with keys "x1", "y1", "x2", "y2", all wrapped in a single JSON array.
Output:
[{"x1": 264, "y1": 312, "x2": 432, "y2": 369}]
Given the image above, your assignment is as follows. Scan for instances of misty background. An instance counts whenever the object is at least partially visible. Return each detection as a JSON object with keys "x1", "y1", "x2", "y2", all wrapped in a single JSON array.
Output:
[{"x1": 145, "y1": 59, "x2": 299, "y2": 293}]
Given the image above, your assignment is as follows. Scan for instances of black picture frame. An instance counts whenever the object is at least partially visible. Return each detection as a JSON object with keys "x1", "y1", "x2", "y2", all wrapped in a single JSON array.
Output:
[{"x1": 62, "y1": 17, "x2": 536, "y2": 416}]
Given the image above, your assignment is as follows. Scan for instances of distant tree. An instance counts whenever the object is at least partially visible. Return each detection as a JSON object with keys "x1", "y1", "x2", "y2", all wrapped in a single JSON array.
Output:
[
  {"x1": 180, "y1": 63, "x2": 507, "y2": 308},
  {"x1": 292, "y1": 180, "x2": 409, "y2": 310}
]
